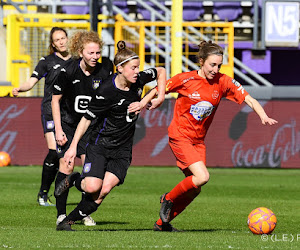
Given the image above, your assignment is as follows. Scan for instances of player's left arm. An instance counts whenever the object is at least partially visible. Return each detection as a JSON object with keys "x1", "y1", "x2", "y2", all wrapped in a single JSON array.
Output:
[
  {"x1": 244, "y1": 95, "x2": 278, "y2": 125},
  {"x1": 150, "y1": 67, "x2": 166, "y2": 109}
]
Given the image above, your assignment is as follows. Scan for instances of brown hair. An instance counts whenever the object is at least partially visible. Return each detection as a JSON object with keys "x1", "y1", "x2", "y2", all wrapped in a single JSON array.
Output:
[
  {"x1": 197, "y1": 40, "x2": 223, "y2": 66},
  {"x1": 114, "y1": 41, "x2": 138, "y2": 70},
  {"x1": 49, "y1": 27, "x2": 68, "y2": 54},
  {"x1": 68, "y1": 30, "x2": 104, "y2": 59}
]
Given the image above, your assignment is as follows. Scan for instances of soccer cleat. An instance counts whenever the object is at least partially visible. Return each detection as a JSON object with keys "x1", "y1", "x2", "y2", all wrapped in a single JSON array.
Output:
[
  {"x1": 82, "y1": 215, "x2": 96, "y2": 226},
  {"x1": 37, "y1": 192, "x2": 55, "y2": 206},
  {"x1": 54, "y1": 172, "x2": 79, "y2": 198},
  {"x1": 153, "y1": 222, "x2": 180, "y2": 232},
  {"x1": 56, "y1": 220, "x2": 75, "y2": 231},
  {"x1": 159, "y1": 193, "x2": 173, "y2": 223},
  {"x1": 56, "y1": 214, "x2": 67, "y2": 225}
]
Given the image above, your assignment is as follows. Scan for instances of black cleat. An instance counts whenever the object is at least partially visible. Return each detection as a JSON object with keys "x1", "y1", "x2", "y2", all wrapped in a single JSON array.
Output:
[
  {"x1": 37, "y1": 192, "x2": 55, "y2": 206},
  {"x1": 153, "y1": 222, "x2": 181, "y2": 232},
  {"x1": 56, "y1": 220, "x2": 75, "y2": 231},
  {"x1": 54, "y1": 172, "x2": 79, "y2": 198},
  {"x1": 159, "y1": 193, "x2": 173, "y2": 223}
]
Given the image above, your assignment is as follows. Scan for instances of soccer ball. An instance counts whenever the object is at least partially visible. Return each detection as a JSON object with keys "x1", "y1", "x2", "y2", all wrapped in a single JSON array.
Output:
[
  {"x1": 0, "y1": 151, "x2": 11, "y2": 167},
  {"x1": 247, "y1": 207, "x2": 277, "y2": 234}
]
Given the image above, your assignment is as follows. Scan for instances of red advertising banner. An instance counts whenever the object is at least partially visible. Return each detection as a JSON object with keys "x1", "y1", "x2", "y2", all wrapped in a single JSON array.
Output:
[{"x1": 1, "y1": 97, "x2": 299, "y2": 168}]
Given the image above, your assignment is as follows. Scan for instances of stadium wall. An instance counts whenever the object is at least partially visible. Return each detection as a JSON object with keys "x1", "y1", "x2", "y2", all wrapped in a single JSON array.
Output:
[{"x1": 1, "y1": 97, "x2": 299, "y2": 168}]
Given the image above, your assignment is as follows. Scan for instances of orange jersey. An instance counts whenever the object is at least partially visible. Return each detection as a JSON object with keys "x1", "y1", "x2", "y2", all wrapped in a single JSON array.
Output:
[{"x1": 166, "y1": 70, "x2": 248, "y2": 143}]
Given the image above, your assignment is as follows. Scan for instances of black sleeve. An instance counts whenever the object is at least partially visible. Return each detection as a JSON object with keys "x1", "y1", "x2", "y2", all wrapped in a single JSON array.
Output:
[
  {"x1": 53, "y1": 68, "x2": 68, "y2": 95},
  {"x1": 137, "y1": 68, "x2": 158, "y2": 87},
  {"x1": 31, "y1": 56, "x2": 48, "y2": 80},
  {"x1": 102, "y1": 57, "x2": 114, "y2": 75}
]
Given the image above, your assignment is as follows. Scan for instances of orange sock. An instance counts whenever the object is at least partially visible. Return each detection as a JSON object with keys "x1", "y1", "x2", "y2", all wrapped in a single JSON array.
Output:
[
  {"x1": 166, "y1": 175, "x2": 197, "y2": 202},
  {"x1": 169, "y1": 188, "x2": 200, "y2": 222}
]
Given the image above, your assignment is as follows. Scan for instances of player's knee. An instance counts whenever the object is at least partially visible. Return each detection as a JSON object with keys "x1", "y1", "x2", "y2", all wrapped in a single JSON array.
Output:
[
  {"x1": 84, "y1": 183, "x2": 101, "y2": 194},
  {"x1": 193, "y1": 172, "x2": 210, "y2": 187}
]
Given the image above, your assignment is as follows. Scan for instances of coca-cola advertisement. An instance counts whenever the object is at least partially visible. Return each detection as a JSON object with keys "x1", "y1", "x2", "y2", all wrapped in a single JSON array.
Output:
[{"x1": 0, "y1": 97, "x2": 299, "y2": 168}]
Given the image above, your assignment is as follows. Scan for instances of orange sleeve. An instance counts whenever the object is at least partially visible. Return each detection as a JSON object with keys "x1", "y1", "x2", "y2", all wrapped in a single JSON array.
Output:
[
  {"x1": 221, "y1": 74, "x2": 249, "y2": 104},
  {"x1": 165, "y1": 73, "x2": 183, "y2": 94}
]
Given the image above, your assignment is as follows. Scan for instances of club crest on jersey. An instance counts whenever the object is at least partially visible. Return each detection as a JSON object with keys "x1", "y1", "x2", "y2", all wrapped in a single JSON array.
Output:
[
  {"x1": 93, "y1": 79, "x2": 102, "y2": 89},
  {"x1": 190, "y1": 101, "x2": 214, "y2": 121},
  {"x1": 56, "y1": 147, "x2": 61, "y2": 153},
  {"x1": 46, "y1": 120, "x2": 54, "y2": 129},
  {"x1": 212, "y1": 90, "x2": 219, "y2": 99},
  {"x1": 83, "y1": 163, "x2": 91, "y2": 173}
]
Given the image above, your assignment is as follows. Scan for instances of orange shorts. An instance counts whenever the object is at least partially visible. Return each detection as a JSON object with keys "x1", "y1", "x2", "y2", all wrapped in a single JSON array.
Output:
[{"x1": 169, "y1": 137, "x2": 206, "y2": 170}]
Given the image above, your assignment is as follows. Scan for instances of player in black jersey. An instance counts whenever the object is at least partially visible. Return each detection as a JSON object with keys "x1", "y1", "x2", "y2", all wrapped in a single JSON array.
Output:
[
  {"x1": 12, "y1": 27, "x2": 71, "y2": 206},
  {"x1": 55, "y1": 41, "x2": 166, "y2": 231},
  {"x1": 52, "y1": 30, "x2": 113, "y2": 227}
]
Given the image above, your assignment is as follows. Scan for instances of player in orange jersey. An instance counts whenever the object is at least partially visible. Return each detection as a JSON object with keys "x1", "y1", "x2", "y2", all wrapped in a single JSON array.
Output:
[{"x1": 152, "y1": 40, "x2": 278, "y2": 232}]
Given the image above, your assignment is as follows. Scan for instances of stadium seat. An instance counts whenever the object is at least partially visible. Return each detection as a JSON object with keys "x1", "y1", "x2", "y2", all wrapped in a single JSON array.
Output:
[
  {"x1": 113, "y1": 0, "x2": 130, "y2": 15},
  {"x1": 61, "y1": 0, "x2": 89, "y2": 14},
  {"x1": 183, "y1": 1, "x2": 204, "y2": 21},
  {"x1": 213, "y1": 1, "x2": 243, "y2": 21},
  {"x1": 137, "y1": 1, "x2": 163, "y2": 20}
]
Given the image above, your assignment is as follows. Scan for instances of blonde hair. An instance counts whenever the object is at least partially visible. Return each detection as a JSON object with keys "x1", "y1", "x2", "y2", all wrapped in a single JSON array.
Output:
[
  {"x1": 114, "y1": 41, "x2": 138, "y2": 70},
  {"x1": 197, "y1": 40, "x2": 223, "y2": 66},
  {"x1": 68, "y1": 30, "x2": 104, "y2": 59}
]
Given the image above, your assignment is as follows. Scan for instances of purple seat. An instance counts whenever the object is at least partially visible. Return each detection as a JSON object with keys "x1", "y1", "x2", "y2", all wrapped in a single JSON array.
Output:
[
  {"x1": 214, "y1": 2, "x2": 243, "y2": 21},
  {"x1": 113, "y1": 0, "x2": 129, "y2": 15},
  {"x1": 183, "y1": 1, "x2": 204, "y2": 21},
  {"x1": 137, "y1": 2, "x2": 163, "y2": 20},
  {"x1": 61, "y1": 0, "x2": 89, "y2": 14}
]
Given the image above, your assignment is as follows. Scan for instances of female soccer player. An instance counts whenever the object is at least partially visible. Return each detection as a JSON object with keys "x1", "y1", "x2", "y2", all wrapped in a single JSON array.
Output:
[
  {"x1": 12, "y1": 27, "x2": 71, "y2": 206},
  {"x1": 153, "y1": 40, "x2": 278, "y2": 232},
  {"x1": 51, "y1": 30, "x2": 113, "y2": 226},
  {"x1": 55, "y1": 40, "x2": 166, "y2": 231}
]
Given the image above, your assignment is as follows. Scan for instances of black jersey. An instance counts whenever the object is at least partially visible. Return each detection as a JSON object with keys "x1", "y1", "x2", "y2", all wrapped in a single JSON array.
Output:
[
  {"x1": 31, "y1": 53, "x2": 72, "y2": 115},
  {"x1": 53, "y1": 57, "x2": 113, "y2": 132},
  {"x1": 84, "y1": 68, "x2": 158, "y2": 149}
]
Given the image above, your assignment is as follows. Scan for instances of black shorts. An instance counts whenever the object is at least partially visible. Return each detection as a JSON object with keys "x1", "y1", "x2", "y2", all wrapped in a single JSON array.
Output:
[
  {"x1": 82, "y1": 143, "x2": 132, "y2": 185},
  {"x1": 41, "y1": 114, "x2": 55, "y2": 134},
  {"x1": 56, "y1": 131, "x2": 89, "y2": 159}
]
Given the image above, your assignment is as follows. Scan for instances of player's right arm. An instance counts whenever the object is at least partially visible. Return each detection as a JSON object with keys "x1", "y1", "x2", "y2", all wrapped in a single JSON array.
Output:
[
  {"x1": 64, "y1": 117, "x2": 91, "y2": 166},
  {"x1": 51, "y1": 94, "x2": 68, "y2": 146},
  {"x1": 12, "y1": 77, "x2": 38, "y2": 97}
]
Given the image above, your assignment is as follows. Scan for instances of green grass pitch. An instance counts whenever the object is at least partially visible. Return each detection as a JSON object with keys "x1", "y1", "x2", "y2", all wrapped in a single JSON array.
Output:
[{"x1": 0, "y1": 166, "x2": 299, "y2": 249}]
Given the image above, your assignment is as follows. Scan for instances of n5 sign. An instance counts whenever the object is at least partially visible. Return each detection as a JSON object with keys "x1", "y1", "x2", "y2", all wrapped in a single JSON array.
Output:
[{"x1": 265, "y1": 2, "x2": 299, "y2": 47}]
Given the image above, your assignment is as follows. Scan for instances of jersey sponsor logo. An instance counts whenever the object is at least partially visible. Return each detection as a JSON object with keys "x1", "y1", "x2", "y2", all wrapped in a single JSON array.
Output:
[
  {"x1": 96, "y1": 95, "x2": 105, "y2": 100},
  {"x1": 53, "y1": 85, "x2": 61, "y2": 91},
  {"x1": 86, "y1": 109, "x2": 96, "y2": 119},
  {"x1": 212, "y1": 90, "x2": 219, "y2": 99},
  {"x1": 93, "y1": 79, "x2": 102, "y2": 89},
  {"x1": 74, "y1": 95, "x2": 92, "y2": 113},
  {"x1": 46, "y1": 120, "x2": 54, "y2": 129},
  {"x1": 190, "y1": 101, "x2": 214, "y2": 121},
  {"x1": 117, "y1": 99, "x2": 125, "y2": 106},
  {"x1": 126, "y1": 110, "x2": 138, "y2": 123},
  {"x1": 83, "y1": 163, "x2": 91, "y2": 173},
  {"x1": 232, "y1": 79, "x2": 245, "y2": 94},
  {"x1": 61, "y1": 68, "x2": 66, "y2": 72},
  {"x1": 143, "y1": 68, "x2": 155, "y2": 78},
  {"x1": 72, "y1": 79, "x2": 80, "y2": 84},
  {"x1": 32, "y1": 71, "x2": 38, "y2": 76},
  {"x1": 53, "y1": 64, "x2": 60, "y2": 70},
  {"x1": 188, "y1": 91, "x2": 201, "y2": 100}
]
